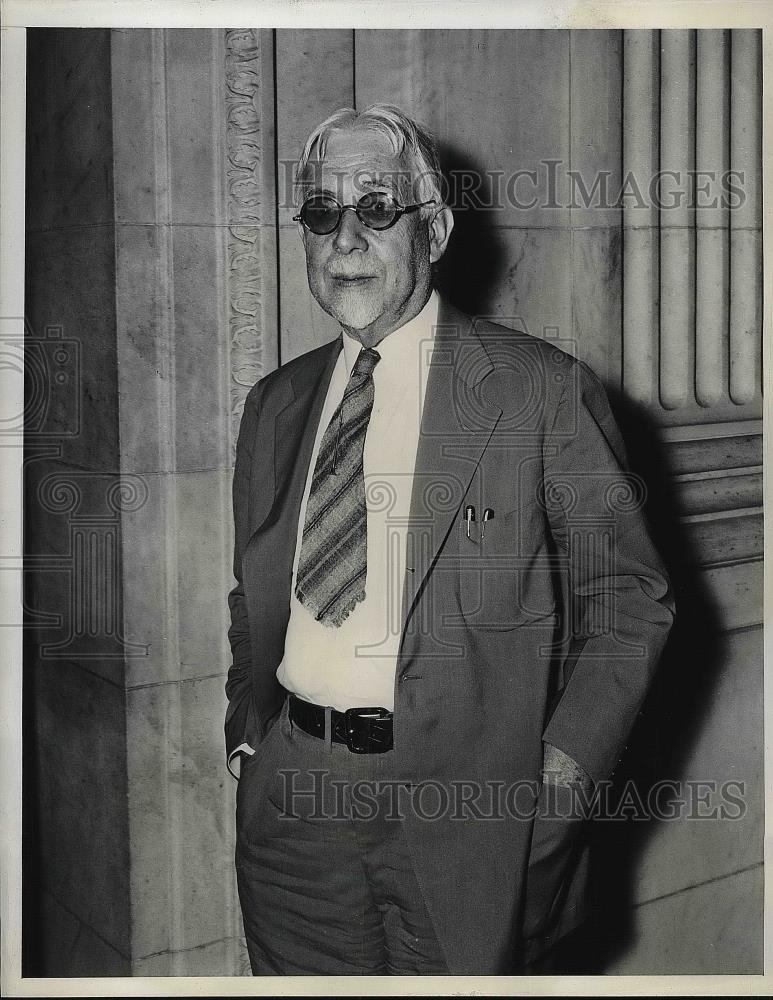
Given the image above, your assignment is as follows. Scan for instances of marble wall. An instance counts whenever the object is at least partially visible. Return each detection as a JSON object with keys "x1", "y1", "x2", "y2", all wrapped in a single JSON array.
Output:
[
  {"x1": 24, "y1": 27, "x2": 762, "y2": 976},
  {"x1": 24, "y1": 28, "x2": 131, "y2": 975},
  {"x1": 110, "y1": 28, "x2": 253, "y2": 975}
]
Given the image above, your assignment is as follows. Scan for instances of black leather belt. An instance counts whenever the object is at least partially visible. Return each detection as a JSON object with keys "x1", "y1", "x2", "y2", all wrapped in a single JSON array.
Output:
[{"x1": 288, "y1": 694, "x2": 393, "y2": 753}]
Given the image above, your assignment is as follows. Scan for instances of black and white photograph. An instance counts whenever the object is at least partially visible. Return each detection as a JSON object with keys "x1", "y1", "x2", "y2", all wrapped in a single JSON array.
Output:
[{"x1": 2, "y1": 1, "x2": 768, "y2": 993}]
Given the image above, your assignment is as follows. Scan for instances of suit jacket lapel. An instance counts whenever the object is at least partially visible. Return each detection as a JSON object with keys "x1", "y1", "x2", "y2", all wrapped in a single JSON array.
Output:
[
  {"x1": 245, "y1": 337, "x2": 342, "y2": 621},
  {"x1": 272, "y1": 340, "x2": 342, "y2": 519},
  {"x1": 400, "y1": 299, "x2": 503, "y2": 633}
]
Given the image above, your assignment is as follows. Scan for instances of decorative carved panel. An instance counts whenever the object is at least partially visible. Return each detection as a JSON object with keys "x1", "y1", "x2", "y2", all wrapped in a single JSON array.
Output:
[{"x1": 225, "y1": 28, "x2": 278, "y2": 458}]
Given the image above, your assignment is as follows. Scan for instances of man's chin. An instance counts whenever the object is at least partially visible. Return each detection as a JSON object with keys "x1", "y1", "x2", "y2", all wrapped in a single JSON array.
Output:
[{"x1": 323, "y1": 296, "x2": 382, "y2": 332}]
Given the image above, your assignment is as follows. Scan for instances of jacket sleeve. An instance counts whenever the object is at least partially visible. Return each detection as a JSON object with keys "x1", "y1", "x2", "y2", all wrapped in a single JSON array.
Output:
[
  {"x1": 224, "y1": 384, "x2": 262, "y2": 763},
  {"x1": 539, "y1": 359, "x2": 675, "y2": 785}
]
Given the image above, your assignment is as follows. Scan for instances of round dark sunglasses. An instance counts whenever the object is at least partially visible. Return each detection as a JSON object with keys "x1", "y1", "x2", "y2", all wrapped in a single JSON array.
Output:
[{"x1": 293, "y1": 192, "x2": 435, "y2": 235}]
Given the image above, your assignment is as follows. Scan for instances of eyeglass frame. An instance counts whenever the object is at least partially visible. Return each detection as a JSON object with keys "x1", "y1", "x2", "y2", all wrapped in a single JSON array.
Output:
[{"x1": 293, "y1": 191, "x2": 437, "y2": 235}]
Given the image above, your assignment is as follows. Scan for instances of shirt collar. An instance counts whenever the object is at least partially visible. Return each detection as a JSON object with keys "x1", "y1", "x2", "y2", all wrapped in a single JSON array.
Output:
[{"x1": 341, "y1": 289, "x2": 439, "y2": 376}]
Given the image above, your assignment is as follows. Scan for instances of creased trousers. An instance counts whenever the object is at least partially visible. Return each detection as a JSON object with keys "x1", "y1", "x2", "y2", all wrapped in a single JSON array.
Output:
[{"x1": 235, "y1": 698, "x2": 450, "y2": 975}]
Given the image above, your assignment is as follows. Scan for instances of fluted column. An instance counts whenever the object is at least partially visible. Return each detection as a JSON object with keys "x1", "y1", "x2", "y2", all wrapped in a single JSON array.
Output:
[
  {"x1": 622, "y1": 28, "x2": 761, "y2": 422},
  {"x1": 694, "y1": 30, "x2": 730, "y2": 407},
  {"x1": 729, "y1": 30, "x2": 762, "y2": 405},
  {"x1": 622, "y1": 30, "x2": 659, "y2": 406},
  {"x1": 659, "y1": 30, "x2": 696, "y2": 411}
]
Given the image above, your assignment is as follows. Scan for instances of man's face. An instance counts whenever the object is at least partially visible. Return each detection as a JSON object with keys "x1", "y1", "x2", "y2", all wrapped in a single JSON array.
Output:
[{"x1": 298, "y1": 128, "x2": 444, "y2": 346}]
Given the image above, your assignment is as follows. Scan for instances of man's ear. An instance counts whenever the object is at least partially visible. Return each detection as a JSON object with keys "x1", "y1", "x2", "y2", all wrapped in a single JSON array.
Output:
[{"x1": 428, "y1": 206, "x2": 454, "y2": 264}]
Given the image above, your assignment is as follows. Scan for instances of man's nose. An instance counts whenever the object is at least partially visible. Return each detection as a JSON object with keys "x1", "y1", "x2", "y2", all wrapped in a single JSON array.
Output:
[{"x1": 332, "y1": 206, "x2": 368, "y2": 252}]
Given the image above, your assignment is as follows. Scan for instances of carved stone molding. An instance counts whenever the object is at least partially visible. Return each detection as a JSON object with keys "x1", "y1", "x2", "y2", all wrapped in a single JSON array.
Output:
[
  {"x1": 225, "y1": 28, "x2": 267, "y2": 456},
  {"x1": 664, "y1": 423, "x2": 763, "y2": 575}
]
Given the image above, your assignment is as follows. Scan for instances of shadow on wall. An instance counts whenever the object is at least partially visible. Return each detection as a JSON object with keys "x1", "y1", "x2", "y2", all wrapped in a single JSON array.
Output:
[
  {"x1": 434, "y1": 144, "x2": 725, "y2": 975},
  {"x1": 541, "y1": 393, "x2": 724, "y2": 974},
  {"x1": 433, "y1": 142, "x2": 509, "y2": 319},
  {"x1": 593, "y1": 390, "x2": 726, "y2": 973}
]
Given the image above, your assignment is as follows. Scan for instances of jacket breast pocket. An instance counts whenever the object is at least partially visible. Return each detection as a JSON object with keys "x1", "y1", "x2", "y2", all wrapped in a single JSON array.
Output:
[{"x1": 456, "y1": 504, "x2": 558, "y2": 631}]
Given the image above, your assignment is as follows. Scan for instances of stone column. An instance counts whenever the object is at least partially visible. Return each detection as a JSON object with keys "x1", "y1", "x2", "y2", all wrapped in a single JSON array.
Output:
[
  {"x1": 608, "y1": 27, "x2": 763, "y2": 973},
  {"x1": 621, "y1": 28, "x2": 762, "y2": 423},
  {"x1": 111, "y1": 28, "x2": 278, "y2": 975},
  {"x1": 24, "y1": 27, "x2": 132, "y2": 976}
]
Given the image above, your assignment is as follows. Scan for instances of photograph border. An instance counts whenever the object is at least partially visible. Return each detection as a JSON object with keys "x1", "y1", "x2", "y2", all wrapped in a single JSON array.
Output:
[{"x1": 2, "y1": 2, "x2": 770, "y2": 996}]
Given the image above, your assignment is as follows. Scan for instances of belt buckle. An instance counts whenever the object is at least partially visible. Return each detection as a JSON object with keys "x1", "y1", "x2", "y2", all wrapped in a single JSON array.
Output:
[{"x1": 343, "y1": 707, "x2": 392, "y2": 754}]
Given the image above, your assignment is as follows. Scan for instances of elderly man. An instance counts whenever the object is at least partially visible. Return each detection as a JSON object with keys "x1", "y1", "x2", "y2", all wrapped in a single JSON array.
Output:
[{"x1": 225, "y1": 104, "x2": 674, "y2": 975}]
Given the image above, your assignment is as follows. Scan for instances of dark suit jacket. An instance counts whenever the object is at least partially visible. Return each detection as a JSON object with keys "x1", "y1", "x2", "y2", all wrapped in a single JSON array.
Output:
[{"x1": 225, "y1": 296, "x2": 674, "y2": 974}]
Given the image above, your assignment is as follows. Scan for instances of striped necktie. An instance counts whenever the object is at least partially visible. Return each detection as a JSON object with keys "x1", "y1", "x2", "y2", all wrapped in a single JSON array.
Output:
[{"x1": 295, "y1": 346, "x2": 381, "y2": 628}]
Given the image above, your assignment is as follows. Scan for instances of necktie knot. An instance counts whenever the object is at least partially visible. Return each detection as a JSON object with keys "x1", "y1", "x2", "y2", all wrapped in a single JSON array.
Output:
[{"x1": 352, "y1": 347, "x2": 380, "y2": 380}]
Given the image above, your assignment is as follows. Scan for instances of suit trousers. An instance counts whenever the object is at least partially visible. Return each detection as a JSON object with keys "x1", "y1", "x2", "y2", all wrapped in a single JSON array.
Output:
[{"x1": 235, "y1": 697, "x2": 450, "y2": 975}]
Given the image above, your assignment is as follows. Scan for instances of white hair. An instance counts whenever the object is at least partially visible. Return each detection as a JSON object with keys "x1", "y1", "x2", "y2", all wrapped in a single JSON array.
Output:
[{"x1": 294, "y1": 104, "x2": 445, "y2": 212}]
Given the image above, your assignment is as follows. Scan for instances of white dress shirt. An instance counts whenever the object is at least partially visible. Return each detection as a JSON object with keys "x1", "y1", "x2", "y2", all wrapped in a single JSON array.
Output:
[{"x1": 276, "y1": 290, "x2": 439, "y2": 711}]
